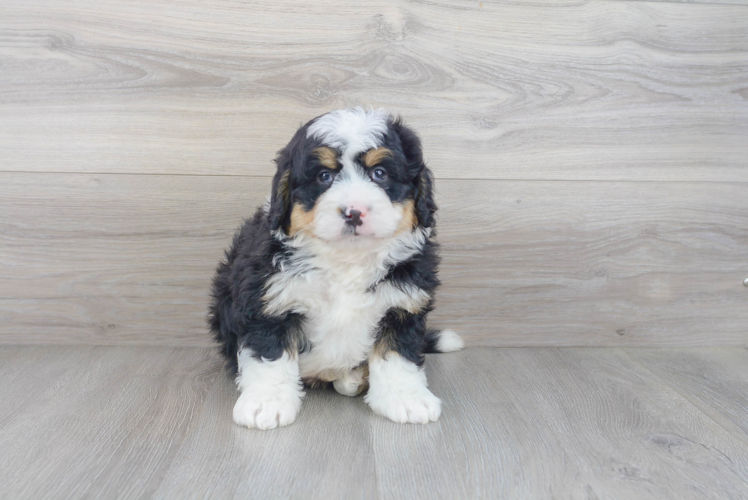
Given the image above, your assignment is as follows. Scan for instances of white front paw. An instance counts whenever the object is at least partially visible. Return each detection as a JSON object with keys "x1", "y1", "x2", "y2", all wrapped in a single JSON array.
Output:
[
  {"x1": 367, "y1": 388, "x2": 442, "y2": 424},
  {"x1": 233, "y1": 387, "x2": 302, "y2": 430}
]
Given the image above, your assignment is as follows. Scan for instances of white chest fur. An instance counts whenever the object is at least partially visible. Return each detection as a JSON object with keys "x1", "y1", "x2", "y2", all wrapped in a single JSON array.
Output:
[{"x1": 263, "y1": 231, "x2": 430, "y2": 380}]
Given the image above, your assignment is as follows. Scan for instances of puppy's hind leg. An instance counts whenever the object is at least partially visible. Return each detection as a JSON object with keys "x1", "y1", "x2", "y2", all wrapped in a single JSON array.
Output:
[
  {"x1": 233, "y1": 348, "x2": 304, "y2": 430},
  {"x1": 332, "y1": 365, "x2": 369, "y2": 397}
]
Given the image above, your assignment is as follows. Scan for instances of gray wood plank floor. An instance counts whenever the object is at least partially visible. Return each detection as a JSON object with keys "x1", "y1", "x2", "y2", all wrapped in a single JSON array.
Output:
[{"x1": 2, "y1": 346, "x2": 748, "y2": 499}]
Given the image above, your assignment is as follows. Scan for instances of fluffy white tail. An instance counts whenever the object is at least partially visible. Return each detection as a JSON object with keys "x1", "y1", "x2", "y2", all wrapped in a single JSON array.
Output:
[{"x1": 424, "y1": 329, "x2": 464, "y2": 353}]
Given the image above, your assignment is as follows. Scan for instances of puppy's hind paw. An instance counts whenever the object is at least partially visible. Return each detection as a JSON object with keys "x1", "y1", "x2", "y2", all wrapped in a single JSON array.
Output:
[{"x1": 333, "y1": 366, "x2": 368, "y2": 397}]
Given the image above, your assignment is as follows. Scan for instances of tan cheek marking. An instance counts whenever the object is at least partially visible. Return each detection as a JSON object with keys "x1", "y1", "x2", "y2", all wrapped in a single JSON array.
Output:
[
  {"x1": 395, "y1": 199, "x2": 417, "y2": 234},
  {"x1": 363, "y1": 147, "x2": 393, "y2": 167},
  {"x1": 289, "y1": 202, "x2": 317, "y2": 237},
  {"x1": 312, "y1": 147, "x2": 340, "y2": 170}
]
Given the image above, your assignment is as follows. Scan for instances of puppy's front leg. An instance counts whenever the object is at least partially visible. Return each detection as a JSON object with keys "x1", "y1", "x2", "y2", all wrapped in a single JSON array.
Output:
[
  {"x1": 365, "y1": 350, "x2": 441, "y2": 424},
  {"x1": 233, "y1": 348, "x2": 304, "y2": 430},
  {"x1": 364, "y1": 310, "x2": 441, "y2": 424}
]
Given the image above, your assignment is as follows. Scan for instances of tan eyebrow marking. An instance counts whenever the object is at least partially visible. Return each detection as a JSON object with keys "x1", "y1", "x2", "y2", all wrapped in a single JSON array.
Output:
[
  {"x1": 363, "y1": 147, "x2": 393, "y2": 167},
  {"x1": 311, "y1": 147, "x2": 340, "y2": 170}
]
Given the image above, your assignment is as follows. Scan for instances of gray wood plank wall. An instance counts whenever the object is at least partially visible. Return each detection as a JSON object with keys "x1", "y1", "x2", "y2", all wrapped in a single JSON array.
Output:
[{"x1": 1, "y1": 0, "x2": 747, "y2": 346}]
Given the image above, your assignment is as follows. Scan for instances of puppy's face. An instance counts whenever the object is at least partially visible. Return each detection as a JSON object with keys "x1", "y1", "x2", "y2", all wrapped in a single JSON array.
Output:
[{"x1": 269, "y1": 109, "x2": 435, "y2": 243}]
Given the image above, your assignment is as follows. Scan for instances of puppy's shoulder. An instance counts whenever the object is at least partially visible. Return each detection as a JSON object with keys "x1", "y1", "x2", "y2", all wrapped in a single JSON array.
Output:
[
  {"x1": 384, "y1": 236, "x2": 440, "y2": 293},
  {"x1": 227, "y1": 206, "x2": 277, "y2": 257},
  {"x1": 220, "y1": 206, "x2": 283, "y2": 292}
]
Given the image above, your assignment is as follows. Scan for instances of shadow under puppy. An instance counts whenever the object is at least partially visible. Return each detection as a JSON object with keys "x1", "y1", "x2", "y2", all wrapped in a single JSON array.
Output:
[{"x1": 209, "y1": 108, "x2": 463, "y2": 430}]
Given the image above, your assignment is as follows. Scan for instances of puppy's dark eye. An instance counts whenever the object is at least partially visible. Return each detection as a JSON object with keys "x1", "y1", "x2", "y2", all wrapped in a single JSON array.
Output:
[
  {"x1": 371, "y1": 168, "x2": 387, "y2": 182},
  {"x1": 318, "y1": 171, "x2": 333, "y2": 184}
]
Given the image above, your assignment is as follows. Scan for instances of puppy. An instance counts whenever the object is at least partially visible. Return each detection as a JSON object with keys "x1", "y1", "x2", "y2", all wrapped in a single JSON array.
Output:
[{"x1": 209, "y1": 108, "x2": 463, "y2": 430}]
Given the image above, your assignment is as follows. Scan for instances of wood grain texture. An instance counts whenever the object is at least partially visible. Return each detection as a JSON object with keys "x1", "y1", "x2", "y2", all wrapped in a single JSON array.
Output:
[
  {"x1": 3, "y1": 346, "x2": 748, "y2": 499},
  {"x1": 153, "y1": 362, "x2": 378, "y2": 500},
  {"x1": 0, "y1": 345, "x2": 98, "y2": 427},
  {"x1": 432, "y1": 179, "x2": 748, "y2": 346},
  {"x1": 626, "y1": 348, "x2": 748, "y2": 444},
  {"x1": 1, "y1": 172, "x2": 746, "y2": 346},
  {"x1": 643, "y1": 1, "x2": 747, "y2": 5},
  {"x1": 1, "y1": 0, "x2": 746, "y2": 181},
  {"x1": 372, "y1": 348, "x2": 748, "y2": 500},
  {"x1": 0, "y1": 346, "x2": 221, "y2": 499}
]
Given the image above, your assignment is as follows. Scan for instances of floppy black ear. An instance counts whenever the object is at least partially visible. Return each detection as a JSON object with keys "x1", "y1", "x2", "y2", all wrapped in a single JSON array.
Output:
[
  {"x1": 268, "y1": 122, "x2": 313, "y2": 232},
  {"x1": 268, "y1": 167, "x2": 291, "y2": 232},
  {"x1": 414, "y1": 166, "x2": 436, "y2": 228},
  {"x1": 268, "y1": 144, "x2": 294, "y2": 232},
  {"x1": 391, "y1": 118, "x2": 437, "y2": 228}
]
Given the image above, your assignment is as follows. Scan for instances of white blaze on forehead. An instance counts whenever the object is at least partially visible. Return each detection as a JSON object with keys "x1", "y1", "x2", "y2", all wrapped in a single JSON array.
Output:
[
  {"x1": 303, "y1": 107, "x2": 401, "y2": 242},
  {"x1": 307, "y1": 108, "x2": 389, "y2": 157}
]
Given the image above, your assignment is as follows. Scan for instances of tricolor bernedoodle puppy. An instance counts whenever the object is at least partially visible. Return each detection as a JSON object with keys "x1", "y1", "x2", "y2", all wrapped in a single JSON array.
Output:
[{"x1": 209, "y1": 108, "x2": 464, "y2": 430}]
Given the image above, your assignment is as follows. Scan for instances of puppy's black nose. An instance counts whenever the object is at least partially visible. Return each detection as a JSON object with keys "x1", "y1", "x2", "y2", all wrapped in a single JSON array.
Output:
[{"x1": 343, "y1": 209, "x2": 363, "y2": 227}]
